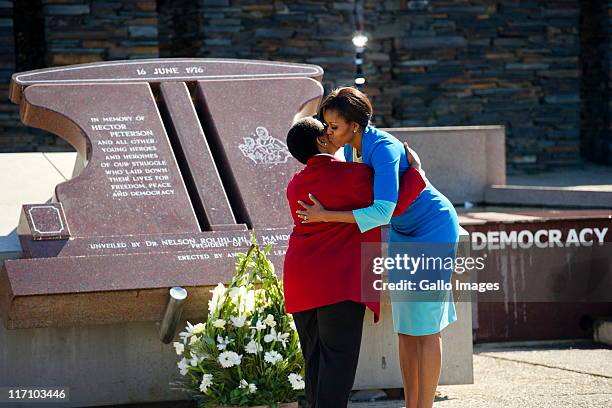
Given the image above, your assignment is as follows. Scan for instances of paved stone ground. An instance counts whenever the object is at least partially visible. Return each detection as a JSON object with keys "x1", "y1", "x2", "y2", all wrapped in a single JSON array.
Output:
[
  {"x1": 122, "y1": 342, "x2": 612, "y2": 408},
  {"x1": 348, "y1": 342, "x2": 612, "y2": 408}
]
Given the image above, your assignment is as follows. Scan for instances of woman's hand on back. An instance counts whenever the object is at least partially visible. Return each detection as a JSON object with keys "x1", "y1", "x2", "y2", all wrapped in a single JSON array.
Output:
[
  {"x1": 404, "y1": 142, "x2": 426, "y2": 177},
  {"x1": 296, "y1": 194, "x2": 328, "y2": 223}
]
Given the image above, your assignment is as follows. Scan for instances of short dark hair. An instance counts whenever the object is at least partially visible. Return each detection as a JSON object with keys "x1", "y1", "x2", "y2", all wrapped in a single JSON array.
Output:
[
  {"x1": 286, "y1": 117, "x2": 325, "y2": 164},
  {"x1": 319, "y1": 87, "x2": 373, "y2": 128}
]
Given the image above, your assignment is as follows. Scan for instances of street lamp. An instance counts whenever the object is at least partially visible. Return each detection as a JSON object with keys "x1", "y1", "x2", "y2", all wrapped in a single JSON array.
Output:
[
  {"x1": 352, "y1": 33, "x2": 368, "y2": 48},
  {"x1": 352, "y1": 32, "x2": 368, "y2": 88}
]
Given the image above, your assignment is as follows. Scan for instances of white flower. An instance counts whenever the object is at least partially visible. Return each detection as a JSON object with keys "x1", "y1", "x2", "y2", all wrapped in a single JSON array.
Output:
[
  {"x1": 179, "y1": 321, "x2": 196, "y2": 344},
  {"x1": 230, "y1": 315, "x2": 247, "y2": 328},
  {"x1": 238, "y1": 379, "x2": 257, "y2": 394},
  {"x1": 191, "y1": 323, "x2": 206, "y2": 335},
  {"x1": 243, "y1": 290, "x2": 256, "y2": 314},
  {"x1": 263, "y1": 328, "x2": 290, "y2": 347},
  {"x1": 210, "y1": 282, "x2": 226, "y2": 301},
  {"x1": 173, "y1": 341, "x2": 185, "y2": 355},
  {"x1": 229, "y1": 287, "x2": 240, "y2": 301},
  {"x1": 212, "y1": 282, "x2": 226, "y2": 294},
  {"x1": 189, "y1": 335, "x2": 200, "y2": 346},
  {"x1": 288, "y1": 373, "x2": 305, "y2": 390},
  {"x1": 264, "y1": 350, "x2": 283, "y2": 365},
  {"x1": 177, "y1": 358, "x2": 189, "y2": 376},
  {"x1": 189, "y1": 354, "x2": 198, "y2": 367},
  {"x1": 289, "y1": 319, "x2": 297, "y2": 331},
  {"x1": 264, "y1": 328, "x2": 277, "y2": 343},
  {"x1": 199, "y1": 374, "x2": 213, "y2": 393},
  {"x1": 208, "y1": 283, "x2": 227, "y2": 314},
  {"x1": 228, "y1": 287, "x2": 257, "y2": 316},
  {"x1": 216, "y1": 335, "x2": 234, "y2": 351},
  {"x1": 218, "y1": 351, "x2": 242, "y2": 368},
  {"x1": 189, "y1": 351, "x2": 205, "y2": 367},
  {"x1": 251, "y1": 319, "x2": 266, "y2": 331},
  {"x1": 263, "y1": 314, "x2": 276, "y2": 328},
  {"x1": 244, "y1": 339, "x2": 262, "y2": 354},
  {"x1": 229, "y1": 286, "x2": 247, "y2": 306},
  {"x1": 276, "y1": 331, "x2": 290, "y2": 348},
  {"x1": 212, "y1": 319, "x2": 226, "y2": 329}
]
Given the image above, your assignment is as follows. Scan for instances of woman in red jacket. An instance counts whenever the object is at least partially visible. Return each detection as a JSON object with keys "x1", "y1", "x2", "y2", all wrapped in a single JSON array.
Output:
[{"x1": 284, "y1": 117, "x2": 425, "y2": 408}]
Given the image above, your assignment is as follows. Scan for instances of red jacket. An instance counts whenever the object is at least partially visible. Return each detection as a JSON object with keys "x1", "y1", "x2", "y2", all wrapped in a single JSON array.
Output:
[{"x1": 283, "y1": 155, "x2": 425, "y2": 322}]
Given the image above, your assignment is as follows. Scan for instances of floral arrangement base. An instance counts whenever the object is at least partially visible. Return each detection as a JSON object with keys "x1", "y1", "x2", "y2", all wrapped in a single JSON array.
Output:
[{"x1": 172, "y1": 240, "x2": 305, "y2": 408}]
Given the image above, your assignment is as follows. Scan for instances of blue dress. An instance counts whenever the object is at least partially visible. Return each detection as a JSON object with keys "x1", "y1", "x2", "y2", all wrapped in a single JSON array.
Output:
[{"x1": 346, "y1": 126, "x2": 459, "y2": 336}]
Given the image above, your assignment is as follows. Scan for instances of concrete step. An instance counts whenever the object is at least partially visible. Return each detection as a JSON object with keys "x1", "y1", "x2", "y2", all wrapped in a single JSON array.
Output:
[{"x1": 485, "y1": 185, "x2": 612, "y2": 208}]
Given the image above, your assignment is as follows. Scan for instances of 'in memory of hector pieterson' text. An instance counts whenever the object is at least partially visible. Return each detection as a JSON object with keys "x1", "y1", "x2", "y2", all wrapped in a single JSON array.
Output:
[{"x1": 91, "y1": 115, "x2": 175, "y2": 199}]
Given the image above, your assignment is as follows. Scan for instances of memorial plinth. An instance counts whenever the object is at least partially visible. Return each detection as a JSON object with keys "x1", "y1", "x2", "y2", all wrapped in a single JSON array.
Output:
[{"x1": 1, "y1": 59, "x2": 324, "y2": 329}]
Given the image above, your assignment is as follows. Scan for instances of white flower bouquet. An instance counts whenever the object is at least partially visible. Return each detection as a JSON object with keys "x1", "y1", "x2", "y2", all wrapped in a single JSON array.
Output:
[{"x1": 172, "y1": 240, "x2": 305, "y2": 408}]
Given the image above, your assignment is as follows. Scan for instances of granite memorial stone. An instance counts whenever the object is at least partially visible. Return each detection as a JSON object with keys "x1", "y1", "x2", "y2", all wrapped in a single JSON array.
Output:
[{"x1": 1, "y1": 58, "x2": 324, "y2": 329}]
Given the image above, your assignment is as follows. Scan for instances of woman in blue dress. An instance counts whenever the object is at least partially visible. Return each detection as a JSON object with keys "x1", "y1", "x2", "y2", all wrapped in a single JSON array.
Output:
[{"x1": 296, "y1": 87, "x2": 459, "y2": 408}]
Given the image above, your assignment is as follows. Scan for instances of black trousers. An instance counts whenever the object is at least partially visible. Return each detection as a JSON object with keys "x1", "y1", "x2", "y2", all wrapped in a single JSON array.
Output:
[{"x1": 292, "y1": 301, "x2": 366, "y2": 408}]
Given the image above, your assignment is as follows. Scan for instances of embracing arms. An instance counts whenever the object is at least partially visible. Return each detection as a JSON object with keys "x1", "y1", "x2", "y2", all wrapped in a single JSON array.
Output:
[{"x1": 296, "y1": 142, "x2": 424, "y2": 228}]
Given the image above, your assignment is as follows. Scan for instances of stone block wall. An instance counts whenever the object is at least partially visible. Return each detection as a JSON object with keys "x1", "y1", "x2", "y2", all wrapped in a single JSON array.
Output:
[
  {"x1": 607, "y1": 0, "x2": 612, "y2": 163},
  {"x1": 0, "y1": 0, "x2": 610, "y2": 169},
  {"x1": 362, "y1": 0, "x2": 582, "y2": 169},
  {"x1": 0, "y1": 0, "x2": 159, "y2": 152},
  {"x1": 0, "y1": 1, "x2": 13, "y2": 96},
  {"x1": 0, "y1": 0, "x2": 21, "y2": 153},
  {"x1": 44, "y1": 0, "x2": 158, "y2": 64},
  {"x1": 197, "y1": 0, "x2": 358, "y2": 91}
]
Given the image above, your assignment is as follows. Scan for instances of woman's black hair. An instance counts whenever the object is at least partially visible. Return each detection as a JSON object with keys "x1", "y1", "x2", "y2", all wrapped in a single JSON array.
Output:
[
  {"x1": 286, "y1": 117, "x2": 325, "y2": 164},
  {"x1": 319, "y1": 86, "x2": 373, "y2": 128}
]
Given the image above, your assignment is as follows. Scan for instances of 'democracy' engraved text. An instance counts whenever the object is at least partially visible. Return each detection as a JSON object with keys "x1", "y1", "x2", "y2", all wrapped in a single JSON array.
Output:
[{"x1": 90, "y1": 115, "x2": 176, "y2": 199}]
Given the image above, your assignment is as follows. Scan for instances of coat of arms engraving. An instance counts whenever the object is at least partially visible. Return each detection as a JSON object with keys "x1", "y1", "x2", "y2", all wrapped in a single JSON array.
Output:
[{"x1": 239, "y1": 127, "x2": 291, "y2": 165}]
